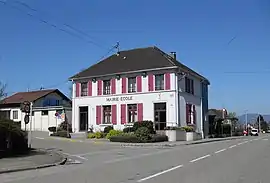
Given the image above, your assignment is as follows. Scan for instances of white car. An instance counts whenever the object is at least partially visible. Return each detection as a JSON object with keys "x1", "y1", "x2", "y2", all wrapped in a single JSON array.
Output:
[{"x1": 250, "y1": 129, "x2": 259, "y2": 136}]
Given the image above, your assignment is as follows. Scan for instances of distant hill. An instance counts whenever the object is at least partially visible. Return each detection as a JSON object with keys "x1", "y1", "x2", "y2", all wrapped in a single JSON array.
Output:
[{"x1": 237, "y1": 113, "x2": 270, "y2": 124}]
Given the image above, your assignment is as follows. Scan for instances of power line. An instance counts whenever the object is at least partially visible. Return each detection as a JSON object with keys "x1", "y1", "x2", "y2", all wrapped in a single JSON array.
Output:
[{"x1": 0, "y1": 0, "x2": 109, "y2": 50}]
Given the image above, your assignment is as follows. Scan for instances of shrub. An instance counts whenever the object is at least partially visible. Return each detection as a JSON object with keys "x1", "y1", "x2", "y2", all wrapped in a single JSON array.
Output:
[
  {"x1": 87, "y1": 131, "x2": 106, "y2": 139},
  {"x1": 106, "y1": 130, "x2": 124, "y2": 139},
  {"x1": 133, "y1": 121, "x2": 154, "y2": 134},
  {"x1": 87, "y1": 133, "x2": 96, "y2": 139},
  {"x1": 135, "y1": 127, "x2": 151, "y2": 141},
  {"x1": 149, "y1": 134, "x2": 168, "y2": 142},
  {"x1": 104, "y1": 126, "x2": 114, "y2": 133},
  {"x1": 123, "y1": 127, "x2": 134, "y2": 133},
  {"x1": 109, "y1": 133, "x2": 168, "y2": 143},
  {"x1": 180, "y1": 126, "x2": 194, "y2": 132},
  {"x1": 51, "y1": 131, "x2": 71, "y2": 138},
  {"x1": 57, "y1": 121, "x2": 72, "y2": 132},
  {"x1": 48, "y1": 127, "x2": 56, "y2": 132}
]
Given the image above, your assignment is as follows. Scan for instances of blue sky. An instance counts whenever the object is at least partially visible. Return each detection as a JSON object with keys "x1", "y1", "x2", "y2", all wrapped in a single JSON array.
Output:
[{"x1": 0, "y1": 0, "x2": 269, "y2": 115}]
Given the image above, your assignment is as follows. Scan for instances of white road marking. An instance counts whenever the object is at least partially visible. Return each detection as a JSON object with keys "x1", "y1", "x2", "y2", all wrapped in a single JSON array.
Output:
[
  {"x1": 254, "y1": 138, "x2": 260, "y2": 141},
  {"x1": 190, "y1": 154, "x2": 211, "y2": 163},
  {"x1": 229, "y1": 145, "x2": 237, "y2": 148},
  {"x1": 262, "y1": 138, "x2": 268, "y2": 141},
  {"x1": 137, "y1": 164, "x2": 184, "y2": 182},
  {"x1": 215, "y1": 148, "x2": 226, "y2": 154},
  {"x1": 62, "y1": 152, "x2": 88, "y2": 160},
  {"x1": 242, "y1": 141, "x2": 249, "y2": 144},
  {"x1": 35, "y1": 137, "x2": 45, "y2": 140}
]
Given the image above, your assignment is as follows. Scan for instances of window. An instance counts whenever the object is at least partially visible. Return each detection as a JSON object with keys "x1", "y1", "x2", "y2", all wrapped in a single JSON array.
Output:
[
  {"x1": 155, "y1": 74, "x2": 164, "y2": 90},
  {"x1": 127, "y1": 104, "x2": 137, "y2": 123},
  {"x1": 13, "y1": 111, "x2": 18, "y2": 119},
  {"x1": 186, "y1": 104, "x2": 196, "y2": 125},
  {"x1": 103, "y1": 105, "x2": 112, "y2": 124},
  {"x1": 56, "y1": 100, "x2": 60, "y2": 106},
  {"x1": 185, "y1": 77, "x2": 194, "y2": 94},
  {"x1": 81, "y1": 82, "x2": 88, "y2": 96},
  {"x1": 103, "y1": 80, "x2": 111, "y2": 95},
  {"x1": 32, "y1": 111, "x2": 35, "y2": 116},
  {"x1": 128, "y1": 77, "x2": 136, "y2": 93},
  {"x1": 42, "y1": 111, "x2": 48, "y2": 115}
]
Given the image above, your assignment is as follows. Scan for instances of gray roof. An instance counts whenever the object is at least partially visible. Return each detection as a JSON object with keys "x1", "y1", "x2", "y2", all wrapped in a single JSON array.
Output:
[{"x1": 70, "y1": 46, "x2": 209, "y2": 84}]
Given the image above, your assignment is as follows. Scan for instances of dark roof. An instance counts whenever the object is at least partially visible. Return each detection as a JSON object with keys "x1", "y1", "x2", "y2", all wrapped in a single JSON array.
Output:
[
  {"x1": 70, "y1": 46, "x2": 209, "y2": 84},
  {"x1": 0, "y1": 89, "x2": 70, "y2": 104}
]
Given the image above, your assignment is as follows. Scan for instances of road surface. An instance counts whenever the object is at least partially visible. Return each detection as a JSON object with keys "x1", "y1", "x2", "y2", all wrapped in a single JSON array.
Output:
[{"x1": 1, "y1": 134, "x2": 270, "y2": 183}]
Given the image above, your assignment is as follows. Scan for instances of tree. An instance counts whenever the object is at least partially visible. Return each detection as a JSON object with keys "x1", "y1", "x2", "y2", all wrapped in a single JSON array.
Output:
[
  {"x1": 0, "y1": 82, "x2": 7, "y2": 101},
  {"x1": 228, "y1": 112, "x2": 236, "y2": 118}
]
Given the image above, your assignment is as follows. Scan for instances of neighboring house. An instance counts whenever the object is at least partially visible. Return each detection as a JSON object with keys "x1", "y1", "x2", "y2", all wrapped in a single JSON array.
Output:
[
  {"x1": 0, "y1": 89, "x2": 72, "y2": 132},
  {"x1": 69, "y1": 46, "x2": 210, "y2": 137}
]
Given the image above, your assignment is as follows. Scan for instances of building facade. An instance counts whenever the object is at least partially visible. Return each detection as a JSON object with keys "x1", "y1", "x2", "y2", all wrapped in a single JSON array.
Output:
[
  {"x1": 0, "y1": 89, "x2": 72, "y2": 132},
  {"x1": 70, "y1": 47, "x2": 210, "y2": 137}
]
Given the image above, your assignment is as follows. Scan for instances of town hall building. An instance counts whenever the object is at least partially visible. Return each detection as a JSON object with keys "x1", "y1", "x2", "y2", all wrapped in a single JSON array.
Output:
[{"x1": 70, "y1": 46, "x2": 210, "y2": 138}]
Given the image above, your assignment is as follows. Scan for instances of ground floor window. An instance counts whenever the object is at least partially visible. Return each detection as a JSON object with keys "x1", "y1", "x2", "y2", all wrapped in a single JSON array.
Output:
[
  {"x1": 103, "y1": 105, "x2": 112, "y2": 124},
  {"x1": 127, "y1": 104, "x2": 137, "y2": 123},
  {"x1": 186, "y1": 103, "x2": 196, "y2": 125},
  {"x1": 79, "y1": 106, "x2": 88, "y2": 131}
]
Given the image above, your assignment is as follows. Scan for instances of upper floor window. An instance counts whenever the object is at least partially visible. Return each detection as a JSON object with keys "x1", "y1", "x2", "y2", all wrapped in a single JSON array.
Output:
[
  {"x1": 81, "y1": 82, "x2": 88, "y2": 96},
  {"x1": 128, "y1": 77, "x2": 136, "y2": 93},
  {"x1": 155, "y1": 74, "x2": 164, "y2": 91},
  {"x1": 103, "y1": 80, "x2": 111, "y2": 95},
  {"x1": 42, "y1": 111, "x2": 48, "y2": 115},
  {"x1": 185, "y1": 77, "x2": 194, "y2": 94}
]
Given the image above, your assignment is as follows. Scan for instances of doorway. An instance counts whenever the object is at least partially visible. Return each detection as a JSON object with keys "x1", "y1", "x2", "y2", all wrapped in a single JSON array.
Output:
[
  {"x1": 79, "y1": 106, "x2": 88, "y2": 131},
  {"x1": 154, "y1": 103, "x2": 167, "y2": 130}
]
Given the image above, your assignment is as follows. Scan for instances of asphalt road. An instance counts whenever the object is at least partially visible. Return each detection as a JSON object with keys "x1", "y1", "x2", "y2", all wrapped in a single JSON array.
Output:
[{"x1": 1, "y1": 134, "x2": 270, "y2": 183}]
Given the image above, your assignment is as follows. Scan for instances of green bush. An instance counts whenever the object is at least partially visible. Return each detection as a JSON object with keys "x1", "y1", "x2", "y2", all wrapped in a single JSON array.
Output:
[
  {"x1": 135, "y1": 127, "x2": 151, "y2": 141},
  {"x1": 57, "y1": 121, "x2": 72, "y2": 133},
  {"x1": 149, "y1": 134, "x2": 168, "y2": 142},
  {"x1": 51, "y1": 131, "x2": 71, "y2": 138},
  {"x1": 104, "y1": 126, "x2": 114, "y2": 133},
  {"x1": 123, "y1": 127, "x2": 134, "y2": 133},
  {"x1": 87, "y1": 131, "x2": 105, "y2": 139},
  {"x1": 180, "y1": 126, "x2": 194, "y2": 132},
  {"x1": 106, "y1": 130, "x2": 124, "y2": 139},
  {"x1": 133, "y1": 121, "x2": 154, "y2": 134},
  {"x1": 109, "y1": 133, "x2": 168, "y2": 143}
]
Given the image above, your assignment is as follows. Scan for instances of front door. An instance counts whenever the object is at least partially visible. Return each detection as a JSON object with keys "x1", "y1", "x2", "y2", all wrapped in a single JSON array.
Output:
[
  {"x1": 79, "y1": 106, "x2": 88, "y2": 131},
  {"x1": 154, "y1": 103, "x2": 167, "y2": 130}
]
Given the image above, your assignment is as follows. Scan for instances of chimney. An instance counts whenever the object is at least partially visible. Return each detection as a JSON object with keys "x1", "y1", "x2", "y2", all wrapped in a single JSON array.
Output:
[{"x1": 170, "y1": 52, "x2": 176, "y2": 60}]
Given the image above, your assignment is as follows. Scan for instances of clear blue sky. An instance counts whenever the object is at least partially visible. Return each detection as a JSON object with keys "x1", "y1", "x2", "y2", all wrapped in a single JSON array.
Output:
[{"x1": 0, "y1": 0, "x2": 269, "y2": 115}]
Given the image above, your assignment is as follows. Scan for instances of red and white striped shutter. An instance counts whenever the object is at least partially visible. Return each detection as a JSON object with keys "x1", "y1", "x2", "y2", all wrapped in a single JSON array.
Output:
[
  {"x1": 137, "y1": 103, "x2": 143, "y2": 121},
  {"x1": 96, "y1": 106, "x2": 101, "y2": 125},
  {"x1": 112, "y1": 105, "x2": 117, "y2": 125},
  {"x1": 121, "y1": 104, "x2": 126, "y2": 124},
  {"x1": 165, "y1": 73, "x2": 171, "y2": 90},
  {"x1": 122, "y1": 77, "x2": 127, "y2": 93}
]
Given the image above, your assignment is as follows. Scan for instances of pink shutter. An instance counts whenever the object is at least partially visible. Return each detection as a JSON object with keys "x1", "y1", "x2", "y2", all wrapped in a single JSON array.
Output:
[
  {"x1": 88, "y1": 81, "x2": 92, "y2": 96},
  {"x1": 136, "y1": 76, "x2": 142, "y2": 92},
  {"x1": 165, "y1": 73, "x2": 171, "y2": 90},
  {"x1": 76, "y1": 83, "x2": 80, "y2": 97},
  {"x1": 111, "y1": 78, "x2": 116, "y2": 94},
  {"x1": 137, "y1": 103, "x2": 143, "y2": 121},
  {"x1": 121, "y1": 104, "x2": 126, "y2": 124},
  {"x1": 122, "y1": 77, "x2": 127, "y2": 93},
  {"x1": 112, "y1": 105, "x2": 117, "y2": 125},
  {"x1": 97, "y1": 80, "x2": 102, "y2": 95},
  {"x1": 193, "y1": 105, "x2": 196, "y2": 124},
  {"x1": 148, "y1": 74, "x2": 154, "y2": 91},
  {"x1": 96, "y1": 106, "x2": 101, "y2": 125},
  {"x1": 186, "y1": 104, "x2": 190, "y2": 124}
]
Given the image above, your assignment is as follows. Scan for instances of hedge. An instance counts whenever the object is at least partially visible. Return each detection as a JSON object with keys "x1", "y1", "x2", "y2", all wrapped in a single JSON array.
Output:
[{"x1": 110, "y1": 134, "x2": 168, "y2": 143}]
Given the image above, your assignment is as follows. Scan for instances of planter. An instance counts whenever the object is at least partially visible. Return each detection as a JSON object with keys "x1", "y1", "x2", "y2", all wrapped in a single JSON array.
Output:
[{"x1": 165, "y1": 130, "x2": 200, "y2": 142}]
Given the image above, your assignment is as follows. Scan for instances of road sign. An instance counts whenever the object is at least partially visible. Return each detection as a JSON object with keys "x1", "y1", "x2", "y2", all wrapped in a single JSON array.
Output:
[
  {"x1": 21, "y1": 101, "x2": 31, "y2": 113},
  {"x1": 24, "y1": 114, "x2": 30, "y2": 124}
]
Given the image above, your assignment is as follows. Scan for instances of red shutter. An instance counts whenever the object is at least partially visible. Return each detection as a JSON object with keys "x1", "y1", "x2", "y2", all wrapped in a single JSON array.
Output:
[
  {"x1": 88, "y1": 81, "x2": 92, "y2": 96},
  {"x1": 186, "y1": 104, "x2": 191, "y2": 124},
  {"x1": 138, "y1": 103, "x2": 143, "y2": 121},
  {"x1": 96, "y1": 106, "x2": 101, "y2": 125},
  {"x1": 193, "y1": 105, "x2": 196, "y2": 124},
  {"x1": 122, "y1": 77, "x2": 127, "y2": 93},
  {"x1": 111, "y1": 78, "x2": 116, "y2": 94},
  {"x1": 97, "y1": 80, "x2": 102, "y2": 95},
  {"x1": 148, "y1": 74, "x2": 154, "y2": 91},
  {"x1": 76, "y1": 83, "x2": 80, "y2": 97},
  {"x1": 136, "y1": 76, "x2": 142, "y2": 92},
  {"x1": 112, "y1": 105, "x2": 117, "y2": 125},
  {"x1": 165, "y1": 73, "x2": 171, "y2": 90},
  {"x1": 121, "y1": 104, "x2": 126, "y2": 124}
]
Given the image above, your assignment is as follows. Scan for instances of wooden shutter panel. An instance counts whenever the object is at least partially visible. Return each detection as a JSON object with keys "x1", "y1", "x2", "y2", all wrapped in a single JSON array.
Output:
[
  {"x1": 121, "y1": 104, "x2": 126, "y2": 124},
  {"x1": 138, "y1": 103, "x2": 143, "y2": 121}
]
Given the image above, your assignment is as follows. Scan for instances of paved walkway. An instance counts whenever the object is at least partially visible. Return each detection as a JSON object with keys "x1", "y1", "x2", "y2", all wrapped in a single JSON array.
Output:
[{"x1": 0, "y1": 149, "x2": 66, "y2": 174}]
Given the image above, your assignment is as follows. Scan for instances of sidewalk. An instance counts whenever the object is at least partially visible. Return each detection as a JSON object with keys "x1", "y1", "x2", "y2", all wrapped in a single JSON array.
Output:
[{"x1": 0, "y1": 149, "x2": 67, "y2": 174}]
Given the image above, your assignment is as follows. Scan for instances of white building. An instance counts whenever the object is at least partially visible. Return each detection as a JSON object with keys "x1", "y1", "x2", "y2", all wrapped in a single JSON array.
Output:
[
  {"x1": 0, "y1": 89, "x2": 72, "y2": 132},
  {"x1": 70, "y1": 46, "x2": 210, "y2": 137}
]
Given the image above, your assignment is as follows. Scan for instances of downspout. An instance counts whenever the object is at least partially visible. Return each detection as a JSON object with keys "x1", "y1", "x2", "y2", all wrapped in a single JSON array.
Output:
[{"x1": 175, "y1": 73, "x2": 178, "y2": 127}]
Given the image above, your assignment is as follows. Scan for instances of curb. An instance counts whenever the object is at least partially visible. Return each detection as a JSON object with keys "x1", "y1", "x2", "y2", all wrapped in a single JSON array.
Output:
[
  {"x1": 0, "y1": 151, "x2": 67, "y2": 174},
  {"x1": 119, "y1": 136, "x2": 245, "y2": 148}
]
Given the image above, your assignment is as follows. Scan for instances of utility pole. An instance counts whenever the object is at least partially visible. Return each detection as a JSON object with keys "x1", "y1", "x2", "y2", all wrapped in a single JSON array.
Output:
[
  {"x1": 258, "y1": 114, "x2": 261, "y2": 133},
  {"x1": 245, "y1": 110, "x2": 248, "y2": 131}
]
